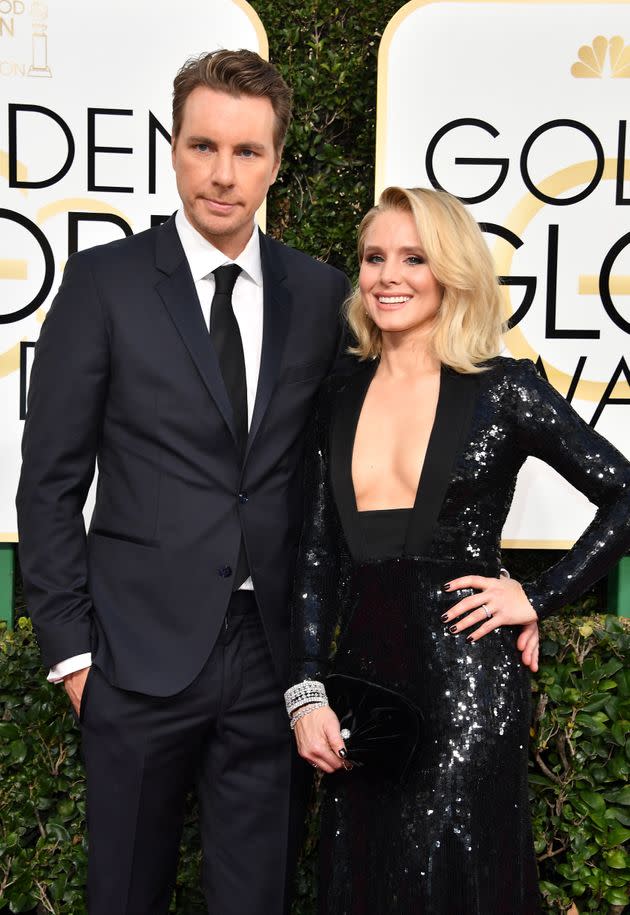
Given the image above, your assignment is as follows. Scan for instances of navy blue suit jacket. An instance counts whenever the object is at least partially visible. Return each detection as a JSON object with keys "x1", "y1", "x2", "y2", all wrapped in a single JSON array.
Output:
[{"x1": 17, "y1": 216, "x2": 349, "y2": 695}]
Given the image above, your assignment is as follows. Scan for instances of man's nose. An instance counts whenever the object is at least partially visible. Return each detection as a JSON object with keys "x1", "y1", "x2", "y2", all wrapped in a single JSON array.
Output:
[{"x1": 211, "y1": 151, "x2": 235, "y2": 187}]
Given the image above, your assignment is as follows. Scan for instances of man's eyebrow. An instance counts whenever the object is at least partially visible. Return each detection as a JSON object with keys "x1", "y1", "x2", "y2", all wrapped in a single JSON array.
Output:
[{"x1": 187, "y1": 136, "x2": 267, "y2": 151}]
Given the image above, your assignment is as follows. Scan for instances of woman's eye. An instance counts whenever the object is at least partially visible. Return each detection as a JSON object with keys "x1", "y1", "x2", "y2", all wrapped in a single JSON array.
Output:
[
  {"x1": 365, "y1": 254, "x2": 384, "y2": 264},
  {"x1": 406, "y1": 255, "x2": 425, "y2": 265}
]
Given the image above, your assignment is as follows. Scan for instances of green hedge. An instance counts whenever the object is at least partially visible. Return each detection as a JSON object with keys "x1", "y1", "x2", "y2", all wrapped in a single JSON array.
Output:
[
  {"x1": 258, "y1": 0, "x2": 407, "y2": 278},
  {"x1": 1, "y1": 615, "x2": 628, "y2": 914}
]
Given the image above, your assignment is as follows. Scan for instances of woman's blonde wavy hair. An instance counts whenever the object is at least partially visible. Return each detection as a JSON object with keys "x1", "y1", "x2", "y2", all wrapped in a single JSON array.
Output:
[{"x1": 345, "y1": 186, "x2": 504, "y2": 373}]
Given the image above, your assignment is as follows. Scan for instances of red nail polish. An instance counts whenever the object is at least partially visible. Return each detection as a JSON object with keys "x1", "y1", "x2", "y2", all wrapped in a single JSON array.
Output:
[
  {"x1": 449, "y1": 624, "x2": 458, "y2": 633},
  {"x1": 443, "y1": 582, "x2": 451, "y2": 591}
]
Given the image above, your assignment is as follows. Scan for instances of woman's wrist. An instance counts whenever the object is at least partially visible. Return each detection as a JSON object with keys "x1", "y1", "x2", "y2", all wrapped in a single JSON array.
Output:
[
  {"x1": 284, "y1": 679, "x2": 328, "y2": 717},
  {"x1": 289, "y1": 700, "x2": 329, "y2": 730}
]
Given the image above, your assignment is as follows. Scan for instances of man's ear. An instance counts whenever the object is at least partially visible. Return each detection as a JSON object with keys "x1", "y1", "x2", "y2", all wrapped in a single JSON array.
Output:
[{"x1": 271, "y1": 150, "x2": 282, "y2": 184}]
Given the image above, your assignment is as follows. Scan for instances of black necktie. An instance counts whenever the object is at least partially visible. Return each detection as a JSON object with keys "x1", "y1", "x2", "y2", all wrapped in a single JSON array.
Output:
[
  {"x1": 209, "y1": 264, "x2": 247, "y2": 454},
  {"x1": 209, "y1": 264, "x2": 250, "y2": 588}
]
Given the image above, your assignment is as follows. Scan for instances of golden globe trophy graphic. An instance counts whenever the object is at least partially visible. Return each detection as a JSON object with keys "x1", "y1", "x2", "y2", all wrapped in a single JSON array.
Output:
[{"x1": 27, "y1": 28, "x2": 52, "y2": 78}]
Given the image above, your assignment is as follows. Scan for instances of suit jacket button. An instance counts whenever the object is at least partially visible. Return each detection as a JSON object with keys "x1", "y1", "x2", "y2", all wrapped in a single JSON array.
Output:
[
  {"x1": 238, "y1": 491, "x2": 248, "y2": 504},
  {"x1": 218, "y1": 565, "x2": 233, "y2": 578}
]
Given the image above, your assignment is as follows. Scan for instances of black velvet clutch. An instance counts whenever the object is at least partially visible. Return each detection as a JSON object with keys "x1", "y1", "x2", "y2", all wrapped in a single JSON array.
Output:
[{"x1": 326, "y1": 673, "x2": 422, "y2": 781}]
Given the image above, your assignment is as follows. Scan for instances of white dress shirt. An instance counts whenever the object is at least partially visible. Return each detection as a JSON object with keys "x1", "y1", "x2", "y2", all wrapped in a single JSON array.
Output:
[{"x1": 49, "y1": 210, "x2": 264, "y2": 682}]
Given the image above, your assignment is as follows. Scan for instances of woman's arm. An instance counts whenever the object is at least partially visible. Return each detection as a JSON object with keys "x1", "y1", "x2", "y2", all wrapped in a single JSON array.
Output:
[
  {"x1": 287, "y1": 384, "x2": 348, "y2": 772},
  {"x1": 445, "y1": 359, "x2": 630, "y2": 633},
  {"x1": 511, "y1": 359, "x2": 630, "y2": 619},
  {"x1": 289, "y1": 385, "x2": 345, "y2": 684}
]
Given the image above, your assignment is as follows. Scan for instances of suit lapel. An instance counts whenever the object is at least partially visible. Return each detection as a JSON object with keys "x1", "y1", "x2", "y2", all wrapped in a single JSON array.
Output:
[
  {"x1": 245, "y1": 231, "x2": 291, "y2": 460},
  {"x1": 154, "y1": 216, "x2": 238, "y2": 447},
  {"x1": 330, "y1": 360, "x2": 377, "y2": 560},
  {"x1": 405, "y1": 367, "x2": 478, "y2": 556}
]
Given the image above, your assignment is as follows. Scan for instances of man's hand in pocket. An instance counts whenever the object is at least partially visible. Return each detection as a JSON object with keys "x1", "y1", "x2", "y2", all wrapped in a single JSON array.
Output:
[{"x1": 64, "y1": 666, "x2": 91, "y2": 716}]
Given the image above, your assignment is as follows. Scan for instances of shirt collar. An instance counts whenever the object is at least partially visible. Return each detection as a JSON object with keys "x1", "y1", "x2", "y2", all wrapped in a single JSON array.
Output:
[{"x1": 175, "y1": 208, "x2": 263, "y2": 287}]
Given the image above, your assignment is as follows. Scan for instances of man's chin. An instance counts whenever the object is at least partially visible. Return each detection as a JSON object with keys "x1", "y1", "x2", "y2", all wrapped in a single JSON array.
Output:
[{"x1": 192, "y1": 214, "x2": 244, "y2": 242}]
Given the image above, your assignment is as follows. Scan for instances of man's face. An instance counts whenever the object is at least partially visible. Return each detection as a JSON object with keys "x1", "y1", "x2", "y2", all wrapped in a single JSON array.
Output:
[{"x1": 172, "y1": 86, "x2": 281, "y2": 258}]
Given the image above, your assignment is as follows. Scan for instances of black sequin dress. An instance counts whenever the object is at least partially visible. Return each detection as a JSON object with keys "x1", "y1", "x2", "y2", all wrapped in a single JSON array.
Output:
[{"x1": 290, "y1": 357, "x2": 630, "y2": 915}]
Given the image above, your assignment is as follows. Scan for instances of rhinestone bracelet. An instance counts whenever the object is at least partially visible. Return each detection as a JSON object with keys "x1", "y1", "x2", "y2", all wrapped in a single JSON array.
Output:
[
  {"x1": 284, "y1": 679, "x2": 327, "y2": 717},
  {"x1": 289, "y1": 700, "x2": 329, "y2": 730}
]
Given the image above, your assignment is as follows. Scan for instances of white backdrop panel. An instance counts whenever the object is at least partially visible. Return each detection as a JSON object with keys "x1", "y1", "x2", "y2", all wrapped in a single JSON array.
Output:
[{"x1": 377, "y1": 0, "x2": 630, "y2": 546}]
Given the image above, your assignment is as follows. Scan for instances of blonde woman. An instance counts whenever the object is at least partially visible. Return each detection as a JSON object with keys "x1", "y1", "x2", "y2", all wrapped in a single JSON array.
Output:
[{"x1": 285, "y1": 187, "x2": 630, "y2": 914}]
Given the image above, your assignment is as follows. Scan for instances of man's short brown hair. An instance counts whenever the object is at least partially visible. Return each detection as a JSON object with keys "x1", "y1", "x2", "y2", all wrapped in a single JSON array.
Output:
[{"x1": 172, "y1": 49, "x2": 292, "y2": 154}]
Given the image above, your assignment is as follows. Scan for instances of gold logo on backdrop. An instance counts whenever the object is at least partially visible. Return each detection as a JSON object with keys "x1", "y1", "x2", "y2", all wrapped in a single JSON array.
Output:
[
  {"x1": 571, "y1": 35, "x2": 630, "y2": 78},
  {"x1": 0, "y1": 0, "x2": 51, "y2": 79},
  {"x1": 28, "y1": 0, "x2": 51, "y2": 77}
]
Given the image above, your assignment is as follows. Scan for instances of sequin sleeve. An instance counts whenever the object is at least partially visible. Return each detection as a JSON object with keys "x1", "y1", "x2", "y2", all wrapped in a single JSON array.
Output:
[
  {"x1": 289, "y1": 384, "x2": 345, "y2": 685},
  {"x1": 508, "y1": 359, "x2": 630, "y2": 618}
]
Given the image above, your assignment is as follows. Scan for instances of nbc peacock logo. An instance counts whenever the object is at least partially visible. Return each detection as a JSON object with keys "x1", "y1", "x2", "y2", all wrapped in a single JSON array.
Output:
[{"x1": 571, "y1": 35, "x2": 630, "y2": 78}]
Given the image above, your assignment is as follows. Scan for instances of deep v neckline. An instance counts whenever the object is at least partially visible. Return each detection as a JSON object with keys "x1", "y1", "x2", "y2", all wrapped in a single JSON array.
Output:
[
  {"x1": 350, "y1": 363, "x2": 443, "y2": 517},
  {"x1": 330, "y1": 360, "x2": 479, "y2": 561}
]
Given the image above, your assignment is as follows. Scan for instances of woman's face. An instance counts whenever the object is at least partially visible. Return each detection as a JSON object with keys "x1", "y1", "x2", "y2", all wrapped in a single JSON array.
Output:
[{"x1": 359, "y1": 209, "x2": 442, "y2": 338}]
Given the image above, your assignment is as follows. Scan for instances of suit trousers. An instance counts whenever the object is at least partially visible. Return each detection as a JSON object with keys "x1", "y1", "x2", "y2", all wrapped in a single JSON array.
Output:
[{"x1": 80, "y1": 593, "x2": 303, "y2": 914}]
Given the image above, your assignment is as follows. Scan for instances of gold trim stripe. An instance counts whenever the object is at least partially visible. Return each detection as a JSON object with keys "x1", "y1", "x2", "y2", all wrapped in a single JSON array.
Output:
[
  {"x1": 502, "y1": 538, "x2": 575, "y2": 549},
  {"x1": 0, "y1": 150, "x2": 28, "y2": 195},
  {"x1": 0, "y1": 260, "x2": 28, "y2": 280},
  {"x1": 0, "y1": 343, "x2": 21, "y2": 379},
  {"x1": 579, "y1": 275, "x2": 630, "y2": 294},
  {"x1": 232, "y1": 0, "x2": 269, "y2": 58}
]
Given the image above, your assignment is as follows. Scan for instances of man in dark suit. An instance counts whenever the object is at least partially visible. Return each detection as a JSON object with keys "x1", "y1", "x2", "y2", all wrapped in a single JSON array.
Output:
[{"x1": 17, "y1": 49, "x2": 349, "y2": 915}]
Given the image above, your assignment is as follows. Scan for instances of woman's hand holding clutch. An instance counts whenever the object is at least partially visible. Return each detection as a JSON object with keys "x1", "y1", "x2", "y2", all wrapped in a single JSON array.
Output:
[
  {"x1": 293, "y1": 706, "x2": 347, "y2": 774},
  {"x1": 440, "y1": 575, "x2": 539, "y2": 652}
]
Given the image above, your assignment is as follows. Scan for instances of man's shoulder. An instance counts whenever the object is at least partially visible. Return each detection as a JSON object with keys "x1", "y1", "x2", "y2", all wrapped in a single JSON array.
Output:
[{"x1": 69, "y1": 219, "x2": 170, "y2": 271}]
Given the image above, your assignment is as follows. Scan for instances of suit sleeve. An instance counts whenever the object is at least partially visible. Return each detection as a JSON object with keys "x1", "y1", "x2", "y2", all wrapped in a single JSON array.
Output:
[
  {"x1": 510, "y1": 360, "x2": 630, "y2": 619},
  {"x1": 16, "y1": 252, "x2": 110, "y2": 667},
  {"x1": 290, "y1": 387, "x2": 344, "y2": 684}
]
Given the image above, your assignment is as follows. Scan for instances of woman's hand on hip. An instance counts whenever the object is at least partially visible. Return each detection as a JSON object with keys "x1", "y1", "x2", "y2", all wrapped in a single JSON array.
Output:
[
  {"x1": 293, "y1": 706, "x2": 346, "y2": 774},
  {"x1": 441, "y1": 575, "x2": 538, "y2": 643}
]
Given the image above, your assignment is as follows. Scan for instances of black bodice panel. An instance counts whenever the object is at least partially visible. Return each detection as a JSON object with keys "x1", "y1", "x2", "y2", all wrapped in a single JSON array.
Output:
[{"x1": 358, "y1": 508, "x2": 411, "y2": 560}]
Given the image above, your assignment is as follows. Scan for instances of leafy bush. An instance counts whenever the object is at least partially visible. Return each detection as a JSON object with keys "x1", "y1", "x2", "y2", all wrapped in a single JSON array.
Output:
[
  {"x1": 0, "y1": 619, "x2": 86, "y2": 914},
  {"x1": 1, "y1": 615, "x2": 628, "y2": 914},
  {"x1": 531, "y1": 616, "x2": 630, "y2": 913},
  {"x1": 256, "y1": 0, "x2": 407, "y2": 278}
]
